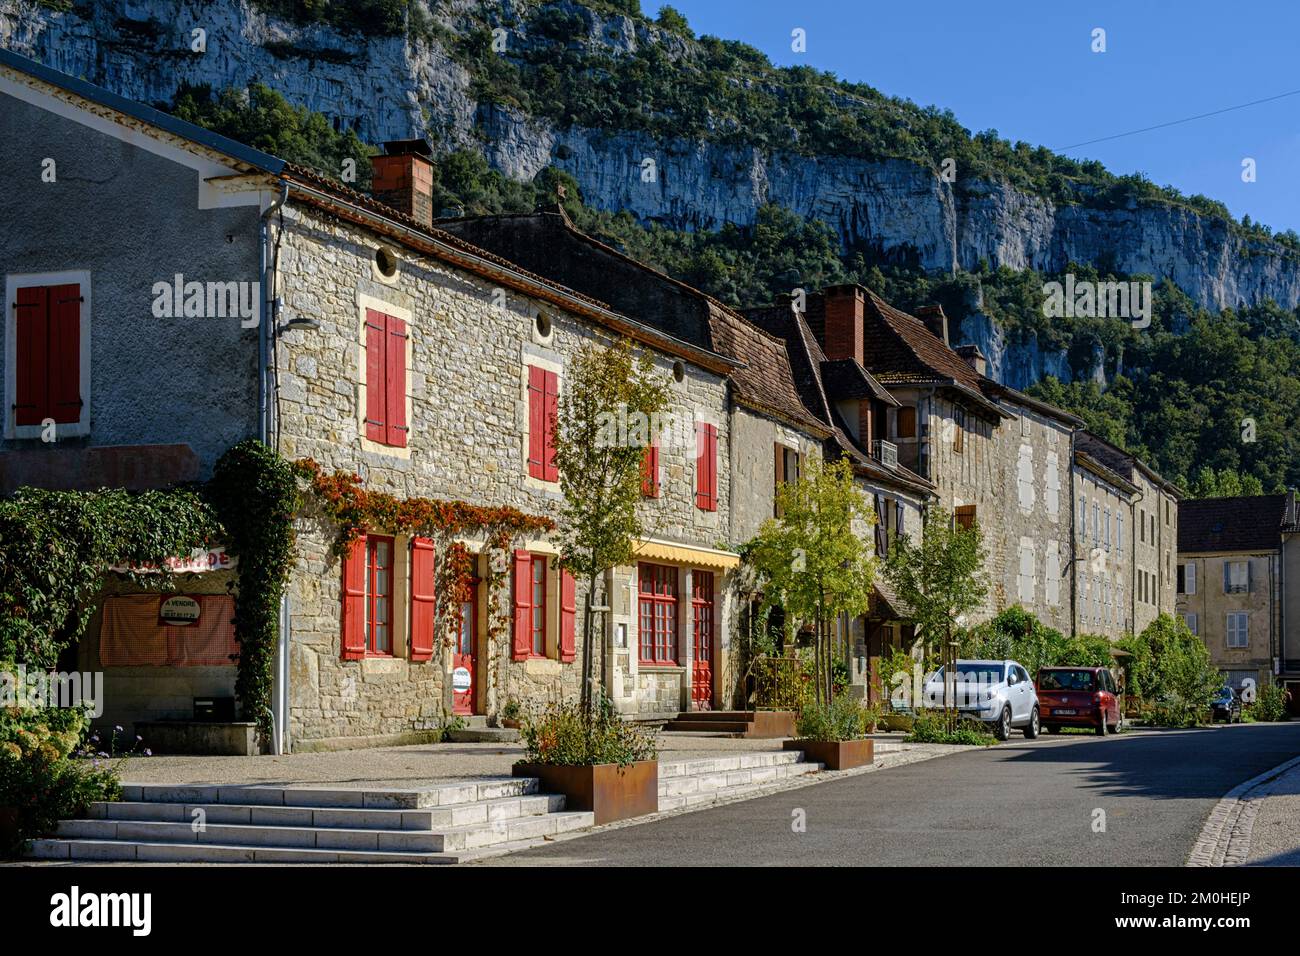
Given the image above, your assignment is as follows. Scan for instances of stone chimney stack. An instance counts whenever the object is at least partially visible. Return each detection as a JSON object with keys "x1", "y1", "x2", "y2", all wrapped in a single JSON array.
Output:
[
  {"x1": 955, "y1": 344, "x2": 987, "y2": 377},
  {"x1": 822, "y1": 285, "x2": 865, "y2": 364},
  {"x1": 370, "y1": 139, "x2": 435, "y2": 227},
  {"x1": 916, "y1": 304, "x2": 949, "y2": 346}
]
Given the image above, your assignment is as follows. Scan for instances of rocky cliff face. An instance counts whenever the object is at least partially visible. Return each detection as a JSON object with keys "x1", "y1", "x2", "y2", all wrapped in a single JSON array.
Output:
[{"x1": 5, "y1": 0, "x2": 1299, "y2": 340}]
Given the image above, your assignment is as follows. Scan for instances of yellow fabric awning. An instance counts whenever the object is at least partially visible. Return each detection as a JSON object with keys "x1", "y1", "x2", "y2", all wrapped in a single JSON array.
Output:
[{"x1": 631, "y1": 538, "x2": 740, "y2": 571}]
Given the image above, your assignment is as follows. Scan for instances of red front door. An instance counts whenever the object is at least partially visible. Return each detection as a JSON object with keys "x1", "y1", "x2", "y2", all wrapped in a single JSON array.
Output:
[
  {"x1": 691, "y1": 571, "x2": 714, "y2": 709},
  {"x1": 452, "y1": 593, "x2": 477, "y2": 716}
]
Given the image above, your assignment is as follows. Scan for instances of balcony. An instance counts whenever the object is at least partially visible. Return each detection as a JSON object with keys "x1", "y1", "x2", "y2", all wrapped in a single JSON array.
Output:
[{"x1": 872, "y1": 439, "x2": 898, "y2": 470}]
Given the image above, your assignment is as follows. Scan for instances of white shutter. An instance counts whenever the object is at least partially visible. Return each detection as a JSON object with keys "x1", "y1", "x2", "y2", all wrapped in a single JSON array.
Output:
[{"x1": 1186, "y1": 562, "x2": 1197, "y2": 595}]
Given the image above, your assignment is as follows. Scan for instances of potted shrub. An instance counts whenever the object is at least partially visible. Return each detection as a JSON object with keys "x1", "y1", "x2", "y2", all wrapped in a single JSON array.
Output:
[
  {"x1": 499, "y1": 697, "x2": 523, "y2": 730},
  {"x1": 783, "y1": 694, "x2": 875, "y2": 770},
  {"x1": 512, "y1": 694, "x2": 658, "y2": 824}
]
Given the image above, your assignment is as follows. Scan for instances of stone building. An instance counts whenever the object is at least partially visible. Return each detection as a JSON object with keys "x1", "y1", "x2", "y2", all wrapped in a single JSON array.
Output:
[
  {"x1": 1176, "y1": 493, "x2": 1294, "y2": 696},
  {"x1": 1, "y1": 52, "x2": 746, "y2": 749},
  {"x1": 1075, "y1": 432, "x2": 1181, "y2": 637},
  {"x1": 436, "y1": 209, "x2": 935, "y2": 706},
  {"x1": 778, "y1": 285, "x2": 1084, "y2": 635}
]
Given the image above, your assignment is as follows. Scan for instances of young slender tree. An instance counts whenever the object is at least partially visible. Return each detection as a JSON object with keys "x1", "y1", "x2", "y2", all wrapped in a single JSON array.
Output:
[
  {"x1": 745, "y1": 458, "x2": 878, "y2": 706},
  {"x1": 552, "y1": 339, "x2": 671, "y2": 715},
  {"x1": 883, "y1": 506, "x2": 989, "y2": 729}
]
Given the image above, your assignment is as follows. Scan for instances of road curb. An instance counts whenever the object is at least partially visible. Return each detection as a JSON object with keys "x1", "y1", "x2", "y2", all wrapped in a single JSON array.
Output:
[{"x1": 1187, "y1": 753, "x2": 1300, "y2": 866}]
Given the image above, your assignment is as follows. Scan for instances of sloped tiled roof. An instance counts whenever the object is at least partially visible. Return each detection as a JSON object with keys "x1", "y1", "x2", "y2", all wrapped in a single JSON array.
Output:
[
  {"x1": 706, "y1": 307, "x2": 829, "y2": 435},
  {"x1": 1178, "y1": 496, "x2": 1287, "y2": 553},
  {"x1": 745, "y1": 304, "x2": 933, "y2": 497}
]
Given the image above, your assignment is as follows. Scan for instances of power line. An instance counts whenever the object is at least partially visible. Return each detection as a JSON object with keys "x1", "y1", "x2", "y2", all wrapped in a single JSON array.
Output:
[{"x1": 1056, "y1": 88, "x2": 1300, "y2": 151}]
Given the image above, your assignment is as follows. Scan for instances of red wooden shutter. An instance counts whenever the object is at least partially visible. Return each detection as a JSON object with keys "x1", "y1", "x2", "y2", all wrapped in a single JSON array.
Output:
[
  {"x1": 340, "y1": 536, "x2": 368, "y2": 660},
  {"x1": 410, "y1": 537, "x2": 435, "y2": 662},
  {"x1": 512, "y1": 549, "x2": 533, "y2": 660},
  {"x1": 13, "y1": 286, "x2": 47, "y2": 426},
  {"x1": 696, "y1": 423, "x2": 717, "y2": 511},
  {"x1": 543, "y1": 369, "x2": 560, "y2": 482},
  {"x1": 641, "y1": 440, "x2": 659, "y2": 497},
  {"x1": 385, "y1": 316, "x2": 408, "y2": 448},
  {"x1": 560, "y1": 570, "x2": 576, "y2": 662},
  {"x1": 527, "y1": 365, "x2": 545, "y2": 478},
  {"x1": 364, "y1": 309, "x2": 387, "y2": 442},
  {"x1": 49, "y1": 284, "x2": 82, "y2": 424}
]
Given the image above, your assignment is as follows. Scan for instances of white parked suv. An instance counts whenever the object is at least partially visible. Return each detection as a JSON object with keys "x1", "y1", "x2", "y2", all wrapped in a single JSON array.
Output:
[{"x1": 922, "y1": 659, "x2": 1040, "y2": 740}]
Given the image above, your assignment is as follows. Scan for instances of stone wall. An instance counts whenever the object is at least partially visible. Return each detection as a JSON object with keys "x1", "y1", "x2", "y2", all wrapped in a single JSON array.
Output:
[
  {"x1": 272, "y1": 200, "x2": 732, "y2": 744},
  {"x1": 1072, "y1": 466, "x2": 1133, "y2": 638}
]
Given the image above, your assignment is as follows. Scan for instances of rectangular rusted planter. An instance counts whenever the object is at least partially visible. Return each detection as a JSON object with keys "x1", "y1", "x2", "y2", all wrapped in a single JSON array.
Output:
[
  {"x1": 513, "y1": 760, "x2": 658, "y2": 825},
  {"x1": 784, "y1": 737, "x2": 874, "y2": 770}
]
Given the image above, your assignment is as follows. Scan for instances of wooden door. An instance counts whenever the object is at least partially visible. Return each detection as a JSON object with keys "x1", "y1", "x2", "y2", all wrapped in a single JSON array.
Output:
[
  {"x1": 452, "y1": 591, "x2": 477, "y2": 715},
  {"x1": 691, "y1": 571, "x2": 714, "y2": 708}
]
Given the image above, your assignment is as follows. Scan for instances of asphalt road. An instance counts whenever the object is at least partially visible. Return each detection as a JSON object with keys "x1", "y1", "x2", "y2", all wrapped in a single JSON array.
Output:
[{"x1": 483, "y1": 723, "x2": 1300, "y2": 866}]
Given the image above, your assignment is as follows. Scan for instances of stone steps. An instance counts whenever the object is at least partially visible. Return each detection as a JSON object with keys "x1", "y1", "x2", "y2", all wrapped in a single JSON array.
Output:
[
  {"x1": 27, "y1": 776, "x2": 590, "y2": 864},
  {"x1": 27, "y1": 751, "x2": 827, "y2": 864}
]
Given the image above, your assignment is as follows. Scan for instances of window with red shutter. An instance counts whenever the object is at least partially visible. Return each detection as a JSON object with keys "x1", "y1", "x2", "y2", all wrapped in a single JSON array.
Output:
[
  {"x1": 543, "y1": 369, "x2": 559, "y2": 482},
  {"x1": 527, "y1": 366, "x2": 545, "y2": 479},
  {"x1": 410, "y1": 537, "x2": 435, "y2": 662},
  {"x1": 695, "y1": 422, "x2": 717, "y2": 511},
  {"x1": 364, "y1": 536, "x2": 394, "y2": 654},
  {"x1": 13, "y1": 283, "x2": 82, "y2": 427},
  {"x1": 385, "y1": 316, "x2": 408, "y2": 447},
  {"x1": 340, "y1": 536, "x2": 368, "y2": 660},
  {"x1": 560, "y1": 570, "x2": 576, "y2": 662},
  {"x1": 512, "y1": 549, "x2": 533, "y2": 660},
  {"x1": 363, "y1": 308, "x2": 407, "y2": 448},
  {"x1": 364, "y1": 310, "x2": 387, "y2": 442},
  {"x1": 641, "y1": 439, "x2": 660, "y2": 497},
  {"x1": 526, "y1": 366, "x2": 560, "y2": 482},
  {"x1": 638, "y1": 563, "x2": 678, "y2": 665}
]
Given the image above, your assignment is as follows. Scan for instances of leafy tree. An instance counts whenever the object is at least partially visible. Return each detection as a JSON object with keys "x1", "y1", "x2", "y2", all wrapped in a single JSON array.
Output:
[
  {"x1": 1117, "y1": 614, "x2": 1221, "y2": 726},
  {"x1": 1187, "y1": 466, "x2": 1265, "y2": 498},
  {"x1": 745, "y1": 458, "x2": 878, "y2": 705},
  {"x1": 552, "y1": 340, "x2": 671, "y2": 714},
  {"x1": 654, "y1": 5, "x2": 692, "y2": 36},
  {"x1": 884, "y1": 507, "x2": 988, "y2": 726}
]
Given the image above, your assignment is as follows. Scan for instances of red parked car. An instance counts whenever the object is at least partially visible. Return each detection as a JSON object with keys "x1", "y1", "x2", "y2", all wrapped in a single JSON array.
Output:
[{"x1": 1036, "y1": 667, "x2": 1123, "y2": 735}]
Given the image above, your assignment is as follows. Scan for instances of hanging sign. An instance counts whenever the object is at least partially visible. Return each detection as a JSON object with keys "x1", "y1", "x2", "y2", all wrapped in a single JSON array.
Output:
[{"x1": 159, "y1": 595, "x2": 202, "y2": 626}]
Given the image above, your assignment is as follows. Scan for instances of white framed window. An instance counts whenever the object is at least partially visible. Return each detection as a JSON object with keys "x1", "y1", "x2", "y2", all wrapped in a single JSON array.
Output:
[
  {"x1": 1224, "y1": 561, "x2": 1249, "y2": 594},
  {"x1": 1045, "y1": 454, "x2": 1060, "y2": 518},
  {"x1": 1018, "y1": 541, "x2": 1034, "y2": 603},
  {"x1": 1182, "y1": 612, "x2": 1199, "y2": 635},
  {"x1": 1017, "y1": 445, "x2": 1035, "y2": 513},
  {"x1": 1104, "y1": 507, "x2": 1111, "y2": 550},
  {"x1": 1092, "y1": 502, "x2": 1100, "y2": 544},
  {"x1": 1079, "y1": 496, "x2": 1087, "y2": 538},
  {"x1": 1226, "y1": 612, "x2": 1249, "y2": 648},
  {"x1": 1117, "y1": 511, "x2": 1123, "y2": 552},
  {"x1": 5, "y1": 270, "x2": 92, "y2": 439},
  {"x1": 1045, "y1": 543, "x2": 1060, "y2": 607}
]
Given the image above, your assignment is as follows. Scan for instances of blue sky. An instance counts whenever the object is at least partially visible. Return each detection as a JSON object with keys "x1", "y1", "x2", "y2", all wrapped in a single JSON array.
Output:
[{"x1": 647, "y1": 0, "x2": 1300, "y2": 234}]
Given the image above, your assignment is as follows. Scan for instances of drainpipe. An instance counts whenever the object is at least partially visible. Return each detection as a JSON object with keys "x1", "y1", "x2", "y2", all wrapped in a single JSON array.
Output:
[
  {"x1": 258, "y1": 182, "x2": 289, "y2": 444},
  {"x1": 273, "y1": 592, "x2": 291, "y2": 755},
  {"x1": 1068, "y1": 429, "x2": 1077, "y2": 638}
]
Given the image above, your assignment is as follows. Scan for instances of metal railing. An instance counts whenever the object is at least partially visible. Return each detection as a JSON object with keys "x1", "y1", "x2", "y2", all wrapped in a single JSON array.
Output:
[{"x1": 749, "y1": 654, "x2": 805, "y2": 711}]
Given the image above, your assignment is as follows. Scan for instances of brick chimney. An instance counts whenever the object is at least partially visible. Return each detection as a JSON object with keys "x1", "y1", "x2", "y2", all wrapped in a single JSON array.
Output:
[
  {"x1": 370, "y1": 139, "x2": 435, "y2": 227},
  {"x1": 955, "y1": 344, "x2": 987, "y2": 377},
  {"x1": 916, "y1": 304, "x2": 949, "y2": 346},
  {"x1": 822, "y1": 285, "x2": 865, "y2": 364}
]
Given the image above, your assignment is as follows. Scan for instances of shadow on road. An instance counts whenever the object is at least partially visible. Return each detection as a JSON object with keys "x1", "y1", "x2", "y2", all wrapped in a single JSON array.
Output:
[{"x1": 990, "y1": 723, "x2": 1300, "y2": 801}]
